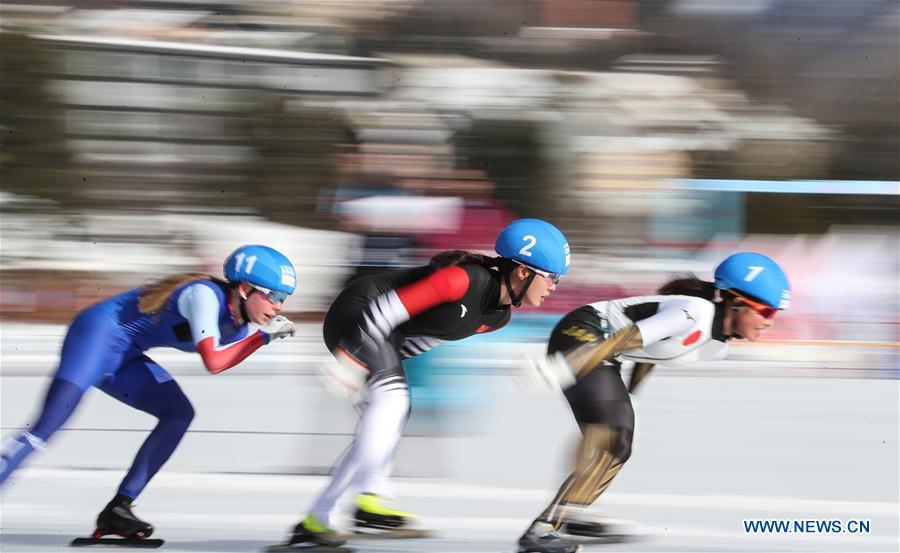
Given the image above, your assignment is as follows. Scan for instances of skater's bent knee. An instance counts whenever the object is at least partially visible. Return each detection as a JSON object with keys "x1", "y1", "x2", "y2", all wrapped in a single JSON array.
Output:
[
  {"x1": 155, "y1": 394, "x2": 195, "y2": 427},
  {"x1": 614, "y1": 427, "x2": 633, "y2": 463},
  {"x1": 169, "y1": 399, "x2": 195, "y2": 425},
  {"x1": 579, "y1": 424, "x2": 633, "y2": 466}
]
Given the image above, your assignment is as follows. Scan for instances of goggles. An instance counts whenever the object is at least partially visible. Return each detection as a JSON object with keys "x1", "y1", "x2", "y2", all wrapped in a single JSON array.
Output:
[
  {"x1": 521, "y1": 263, "x2": 561, "y2": 285},
  {"x1": 248, "y1": 284, "x2": 290, "y2": 304},
  {"x1": 731, "y1": 291, "x2": 777, "y2": 319}
]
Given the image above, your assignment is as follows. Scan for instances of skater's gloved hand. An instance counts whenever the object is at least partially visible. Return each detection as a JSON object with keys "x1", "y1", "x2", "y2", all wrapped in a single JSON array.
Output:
[
  {"x1": 318, "y1": 348, "x2": 369, "y2": 404},
  {"x1": 518, "y1": 351, "x2": 576, "y2": 393},
  {"x1": 259, "y1": 315, "x2": 297, "y2": 343}
]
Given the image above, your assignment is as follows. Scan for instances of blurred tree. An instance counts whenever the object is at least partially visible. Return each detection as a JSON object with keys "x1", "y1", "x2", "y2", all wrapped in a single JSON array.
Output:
[
  {"x1": 635, "y1": 0, "x2": 676, "y2": 22},
  {"x1": 638, "y1": 0, "x2": 899, "y2": 180},
  {"x1": 385, "y1": 0, "x2": 533, "y2": 39},
  {"x1": 457, "y1": 117, "x2": 548, "y2": 219},
  {"x1": 0, "y1": 33, "x2": 75, "y2": 203},
  {"x1": 746, "y1": 193, "x2": 899, "y2": 234},
  {"x1": 245, "y1": 95, "x2": 350, "y2": 228}
]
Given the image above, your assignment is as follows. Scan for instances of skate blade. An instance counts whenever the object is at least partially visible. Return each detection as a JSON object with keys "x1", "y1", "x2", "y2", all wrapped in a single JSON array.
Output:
[
  {"x1": 70, "y1": 537, "x2": 164, "y2": 548},
  {"x1": 352, "y1": 528, "x2": 434, "y2": 539},
  {"x1": 264, "y1": 545, "x2": 355, "y2": 552},
  {"x1": 566, "y1": 533, "x2": 635, "y2": 544},
  {"x1": 518, "y1": 545, "x2": 582, "y2": 553}
]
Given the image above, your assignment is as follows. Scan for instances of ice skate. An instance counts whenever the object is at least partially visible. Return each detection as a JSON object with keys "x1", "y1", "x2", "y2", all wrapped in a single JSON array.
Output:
[
  {"x1": 264, "y1": 513, "x2": 354, "y2": 552},
  {"x1": 517, "y1": 522, "x2": 581, "y2": 553},
  {"x1": 558, "y1": 505, "x2": 638, "y2": 543},
  {"x1": 351, "y1": 492, "x2": 433, "y2": 539},
  {"x1": 70, "y1": 494, "x2": 163, "y2": 548}
]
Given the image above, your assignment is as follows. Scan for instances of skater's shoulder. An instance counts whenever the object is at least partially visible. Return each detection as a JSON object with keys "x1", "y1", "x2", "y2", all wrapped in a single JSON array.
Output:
[
  {"x1": 179, "y1": 278, "x2": 227, "y2": 298},
  {"x1": 175, "y1": 279, "x2": 227, "y2": 311}
]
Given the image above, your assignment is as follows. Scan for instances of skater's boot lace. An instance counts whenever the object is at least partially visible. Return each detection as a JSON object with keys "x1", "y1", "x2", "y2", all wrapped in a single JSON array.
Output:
[{"x1": 354, "y1": 492, "x2": 415, "y2": 530}]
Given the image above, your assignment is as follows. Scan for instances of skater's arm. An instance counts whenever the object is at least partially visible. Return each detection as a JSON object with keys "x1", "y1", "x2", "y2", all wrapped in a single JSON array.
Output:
[
  {"x1": 566, "y1": 299, "x2": 701, "y2": 381},
  {"x1": 178, "y1": 283, "x2": 225, "y2": 346},
  {"x1": 521, "y1": 325, "x2": 644, "y2": 391},
  {"x1": 563, "y1": 325, "x2": 644, "y2": 379},
  {"x1": 195, "y1": 333, "x2": 266, "y2": 374},
  {"x1": 338, "y1": 266, "x2": 470, "y2": 367},
  {"x1": 393, "y1": 266, "x2": 470, "y2": 318},
  {"x1": 633, "y1": 298, "x2": 700, "y2": 346},
  {"x1": 178, "y1": 282, "x2": 268, "y2": 374},
  {"x1": 195, "y1": 318, "x2": 296, "y2": 375},
  {"x1": 526, "y1": 300, "x2": 704, "y2": 391}
]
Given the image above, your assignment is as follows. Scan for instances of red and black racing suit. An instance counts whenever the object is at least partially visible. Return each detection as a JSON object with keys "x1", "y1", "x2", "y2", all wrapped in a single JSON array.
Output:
[
  {"x1": 324, "y1": 262, "x2": 511, "y2": 390},
  {"x1": 307, "y1": 261, "x2": 512, "y2": 526}
]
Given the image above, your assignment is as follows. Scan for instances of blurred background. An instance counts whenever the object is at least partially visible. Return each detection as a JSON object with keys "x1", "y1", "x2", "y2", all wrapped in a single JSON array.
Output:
[{"x1": 1, "y1": 1, "x2": 898, "y2": 552}]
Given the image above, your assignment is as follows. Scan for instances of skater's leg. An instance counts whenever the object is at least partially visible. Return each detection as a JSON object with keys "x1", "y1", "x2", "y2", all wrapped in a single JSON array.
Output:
[
  {"x1": 308, "y1": 340, "x2": 408, "y2": 523},
  {"x1": 1, "y1": 309, "x2": 125, "y2": 485},
  {"x1": 351, "y1": 379, "x2": 414, "y2": 530},
  {"x1": 538, "y1": 423, "x2": 632, "y2": 525},
  {"x1": 307, "y1": 441, "x2": 361, "y2": 526},
  {"x1": 355, "y1": 452, "x2": 396, "y2": 499},
  {"x1": 98, "y1": 355, "x2": 194, "y2": 500},
  {"x1": 0, "y1": 378, "x2": 81, "y2": 483},
  {"x1": 518, "y1": 364, "x2": 632, "y2": 553},
  {"x1": 533, "y1": 364, "x2": 634, "y2": 530},
  {"x1": 91, "y1": 355, "x2": 194, "y2": 538},
  {"x1": 290, "y1": 308, "x2": 410, "y2": 547},
  {"x1": 309, "y1": 376, "x2": 410, "y2": 524},
  {"x1": 353, "y1": 379, "x2": 410, "y2": 496}
]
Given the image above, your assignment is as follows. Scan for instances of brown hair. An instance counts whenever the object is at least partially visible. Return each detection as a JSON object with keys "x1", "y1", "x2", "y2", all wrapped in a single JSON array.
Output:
[
  {"x1": 138, "y1": 272, "x2": 215, "y2": 314},
  {"x1": 429, "y1": 250, "x2": 501, "y2": 270},
  {"x1": 656, "y1": 274, "x2": 717, "y2": 301}
]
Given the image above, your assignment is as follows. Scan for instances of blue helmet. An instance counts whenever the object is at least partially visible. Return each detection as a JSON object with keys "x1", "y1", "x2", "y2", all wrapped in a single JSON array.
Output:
[
  {"x1": 714, "y1": 252, "x2": 790, "y2": 310},
  {"x1": 495, "y1": 218, "x2": 570, "y2": 276},
  {"x1": 224, "y1": 245, "x2": 296, "y2": 296}
]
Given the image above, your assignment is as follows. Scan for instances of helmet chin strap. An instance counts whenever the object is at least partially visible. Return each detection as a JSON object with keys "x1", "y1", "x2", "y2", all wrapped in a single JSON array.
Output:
[
  {"x1": 715, "y1": 289, "x2": 743, "y2": 339},
  {"x1": 503, "y1": 266, "x2": 537, "y2": 308},
  {"x1": 728, "y1": 303, "x2": 745, "y2": 339},
  {"x1": 240, "y1": 298, "x2": 251, "y2": 324},
  {"x1": 234, "y1": 285, "x2": 251, "y2": 323}
]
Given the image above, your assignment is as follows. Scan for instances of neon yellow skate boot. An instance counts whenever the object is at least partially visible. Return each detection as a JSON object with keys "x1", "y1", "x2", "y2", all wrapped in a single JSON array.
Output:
[
  {"x1": 353, "y1": 492, "x2": 416, "y2": 531},
  {"x1": 288, "y1": 513, "x2": 348, "y2": 548}
]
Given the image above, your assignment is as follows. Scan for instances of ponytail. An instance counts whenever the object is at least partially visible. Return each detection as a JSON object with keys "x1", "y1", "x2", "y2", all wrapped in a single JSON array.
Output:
[
  {"x1": 138, "y1": 272, "x2": 217, "y2": 314},
  {"x1": 656, "y1": 274, "x2": 716, "y2": 301},
  {"x1": 429, "y1": 250, "x2": 500, "y2": 270}
]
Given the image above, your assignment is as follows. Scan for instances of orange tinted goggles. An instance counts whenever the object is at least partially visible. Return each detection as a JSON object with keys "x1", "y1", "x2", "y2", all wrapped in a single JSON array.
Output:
[{"x1": 732, "y1": 291, "x2": 778, "y2": 319}]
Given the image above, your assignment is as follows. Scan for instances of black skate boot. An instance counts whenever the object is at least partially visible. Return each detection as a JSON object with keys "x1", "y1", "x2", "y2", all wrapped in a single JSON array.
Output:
[
  {"x1": 95, "y1": 494, "x2": 154, "y2": 539},
  {"x1": 517, "y1": 522, "x2": 581, "y2": 553},
  {"x1": 557, "y1": 506, "x2": 635, "y2": 543},
  {"x1": 287, "y1": 514, "x2": 349, "y2": 548},
  {"x1": 561, "y1": 519, "x2": 610, "y2": 537},
  {"x1": 263, "y1": 514, "x2": 354, "y2": 552},
  {"x1": 70, "y1": 494, "x2": 163, "y2": 548}
]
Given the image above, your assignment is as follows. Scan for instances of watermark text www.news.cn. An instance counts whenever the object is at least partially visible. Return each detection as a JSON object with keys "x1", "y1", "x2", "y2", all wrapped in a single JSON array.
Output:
[{"x1": 743, "y1": 519, "x2": 871, "y2": 534}]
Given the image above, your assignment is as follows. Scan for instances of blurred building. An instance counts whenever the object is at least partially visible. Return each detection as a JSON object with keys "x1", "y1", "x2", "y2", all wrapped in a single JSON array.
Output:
[{"x1": 0, "y1": 0, "x2": 896, "y2": 350}]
